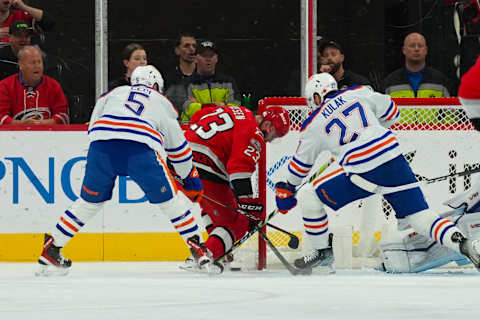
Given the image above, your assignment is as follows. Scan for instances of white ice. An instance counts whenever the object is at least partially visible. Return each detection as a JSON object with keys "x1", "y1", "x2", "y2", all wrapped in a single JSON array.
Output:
[{"x1": 0, "y1": 262, "x2": 479, "y2": 320}]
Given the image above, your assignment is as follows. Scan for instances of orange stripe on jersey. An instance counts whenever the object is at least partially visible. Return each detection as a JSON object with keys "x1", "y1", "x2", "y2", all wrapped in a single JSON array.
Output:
[
  {"x1": 168, "y1": 147, "x2": 192, "y2": 159},
  {"x1": 60, "y1": 216, "x2": 79, "y2": 232},
  {"x1": 290, "y1": 160, "x2": 310, "y2": 175},
  {"x1": 156, "y1": 154, "x2": 178, "y2": 194},
  {"x1": 313, "y1": 168, "x2": 344, "y2": 187},
  {"x1": 345, "y1": 136, "x2": 397, "y2": 163},
  {"x1": 82, "y1": 185, "x2": 99, "y2": 196},
  {"x1": 93, "y1": 120, "x2": 164, "y2": 145},
  {"x1": 174, "y1": 217, "x2": 195, "y2": 229}
]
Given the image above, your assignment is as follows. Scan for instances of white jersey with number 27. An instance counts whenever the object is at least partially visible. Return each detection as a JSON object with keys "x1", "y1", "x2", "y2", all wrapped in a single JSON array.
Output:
[{"x1": 287, "y1": 85, "x2": 401, "y2": 186}]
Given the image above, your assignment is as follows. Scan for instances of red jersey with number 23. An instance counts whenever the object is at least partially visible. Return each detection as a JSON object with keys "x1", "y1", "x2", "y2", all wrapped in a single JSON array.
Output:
[{"x1": 185, "y1": 106, "x2": 265, "y2": 185}]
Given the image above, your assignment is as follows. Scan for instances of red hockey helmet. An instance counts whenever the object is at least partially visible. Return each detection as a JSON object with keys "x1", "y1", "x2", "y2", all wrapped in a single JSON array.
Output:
[{"x1": 262, "y1": 106, "x2": 290, "y2": 138}]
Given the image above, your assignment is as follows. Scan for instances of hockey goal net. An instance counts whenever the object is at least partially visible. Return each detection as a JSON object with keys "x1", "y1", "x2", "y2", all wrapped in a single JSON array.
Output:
[{"x1": 237, "y1": 96, "x2": 480, "y2": 271}]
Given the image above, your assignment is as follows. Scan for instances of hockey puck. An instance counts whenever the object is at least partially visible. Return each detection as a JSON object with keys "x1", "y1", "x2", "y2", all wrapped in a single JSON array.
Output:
[{"x1": 230, "y1": 267, "x2": 242, "y2": 272}]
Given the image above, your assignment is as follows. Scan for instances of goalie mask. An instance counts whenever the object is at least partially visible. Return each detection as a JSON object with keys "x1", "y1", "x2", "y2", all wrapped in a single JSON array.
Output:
[
  {"x1": 262, "y1": 106, "x2": 290, "y2": 138},
  {"x1": 131, "y1": 65, "x2": 164, "y2": 91},
  {"x1": 304, "y1": 73, "x2": 338, "y2": 107}
]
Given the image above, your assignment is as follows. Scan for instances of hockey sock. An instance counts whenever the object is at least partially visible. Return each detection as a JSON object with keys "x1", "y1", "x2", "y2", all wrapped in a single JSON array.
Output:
[
  {"x1": 201, "y1": 211, "x2": 214, "y2": 233},
  {"x1": 170, "y1": 209, "x2": 202, "y2": 242},
  {"x1": 405, "y1": 209, "x2": 463, "y2": 252},
  {"x1": 158, "y1": 195, "x2": 204, "y2": 243},
  {"x1": 298, "y1": 184, "x2": 330, "y2": 249},
  {"x1": 52, "y1": 198, "x2": 104, "y2": 247},
  {"x1": 205, "y1": 227, "x2": 234, "y2": 259},
  {"x1": 303, "y1": 211, "x2": 330, "y2": 248}
]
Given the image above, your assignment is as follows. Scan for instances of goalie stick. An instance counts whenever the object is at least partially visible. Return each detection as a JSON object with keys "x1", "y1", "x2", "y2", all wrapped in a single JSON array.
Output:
[
  {"x1": 202, "y1": 194, "x2": 300, "y2": 249},
  {"x1": 351, "y1": 166, "x2": 480, "y2": 195}
]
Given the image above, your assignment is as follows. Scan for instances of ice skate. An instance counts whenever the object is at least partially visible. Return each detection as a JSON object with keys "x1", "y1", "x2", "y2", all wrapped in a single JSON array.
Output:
[
  {"x1": 183, "y1": 235, "x2": 224, "y2": 274},
  {"x1": 294, "y1": 247, "x2": 334, "y2": 272},
  {"x1": 36, "y1": 234, "x2": 72, "y2": 276},
  {"x1": 458, "y1": 236, "x2": 480, "y2": 271}
]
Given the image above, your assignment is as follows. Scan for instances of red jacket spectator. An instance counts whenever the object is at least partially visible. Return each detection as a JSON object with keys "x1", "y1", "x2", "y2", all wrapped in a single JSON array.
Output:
[{"x1": 0, "y1": 72, "x2": 69, "y2": 124}]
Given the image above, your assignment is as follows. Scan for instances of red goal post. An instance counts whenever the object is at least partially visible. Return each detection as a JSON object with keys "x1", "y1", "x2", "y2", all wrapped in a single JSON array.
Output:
[{"x1": 255, "y1": 96, "x2": 478, "y2": 270}]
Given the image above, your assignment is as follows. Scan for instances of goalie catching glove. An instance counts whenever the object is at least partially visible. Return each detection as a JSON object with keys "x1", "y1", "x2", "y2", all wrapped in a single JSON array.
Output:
[
  {"x1": 182, "y1": 166, "x2": 204, "y2": 202},
  {"x1": 275, "y1": 181, "x2": 297, "y2": 214}
]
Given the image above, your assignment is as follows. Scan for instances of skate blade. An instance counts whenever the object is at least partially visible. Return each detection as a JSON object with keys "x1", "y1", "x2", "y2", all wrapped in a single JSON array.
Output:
[
  {"x1": 179, "y1": 263, "x2": 223, "y2": 275},
  {"x1": 178, "y1": 264, "x2": 200, "y2": 272},
  {"x1": 311, "y1": 265, "x2": 335, "y2": 275},
  {"x1": 35, "y1": 264, "x2": 70, "y2": 277}
]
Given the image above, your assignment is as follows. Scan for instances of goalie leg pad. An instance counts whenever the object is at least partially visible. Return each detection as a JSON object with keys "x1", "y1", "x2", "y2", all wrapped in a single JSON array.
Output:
[
  {"x1": 404, "y1": 209, "x2": 463, "y2": 252},
  {"x1": 52, "y1": 198, "x2": 104, "y2": 247}
]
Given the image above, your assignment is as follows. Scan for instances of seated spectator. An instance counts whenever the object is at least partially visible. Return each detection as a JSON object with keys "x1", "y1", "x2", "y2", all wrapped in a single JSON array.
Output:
[
  {"x1": 0, "y1": 0, "x2": 55, "y2": 43},
  {"x1": 180, "y1": 40, "x2": 240, "y2": 122},
  {"x1": 108, "y1": 43, "x2": 147, "y2": 90},
  {"x1": 319, "y1": 40, "x2": 372, "y2": 90},
  {"x1": 0, "y1": 20, "x2": 32, "y2": 80},
  {"x1": 383, "y1": 32, "x2": 453, "y2": 97},
  {"x1": 164, "y1": 32, "x2": 197, "y2": 111},
  {"x1": 0, "y1": 45, "x2": 69, "y2": 125}
]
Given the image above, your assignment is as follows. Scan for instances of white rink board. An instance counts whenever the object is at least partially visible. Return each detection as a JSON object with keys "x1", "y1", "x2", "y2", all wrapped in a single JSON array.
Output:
[{"x1": 0, "y1": 131, "x2": 201, "y2": 234}]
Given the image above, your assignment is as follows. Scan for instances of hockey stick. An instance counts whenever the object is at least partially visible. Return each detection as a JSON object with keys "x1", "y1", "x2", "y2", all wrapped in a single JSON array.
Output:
[
  {"x1": 214, "y1": 209, "x2": 278, "y2": 263},
  {"x1": 351, "y1": 166, "x2": 480, "y2": 195},
  {"x1": 257, "y1": 227, "x2": 312, "y2": 275},
  {"x1": 202, "y1": 194, "x2": 300, "y2": 249}
]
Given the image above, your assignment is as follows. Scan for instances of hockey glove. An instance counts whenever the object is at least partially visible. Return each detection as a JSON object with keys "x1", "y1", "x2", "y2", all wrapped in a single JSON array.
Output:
[
  {"x1": 182, "y1": 167, "x2": 204, "y2": 202},
  {"x1": 275, "y1": 182, "x2": 297, "y2": 214}
]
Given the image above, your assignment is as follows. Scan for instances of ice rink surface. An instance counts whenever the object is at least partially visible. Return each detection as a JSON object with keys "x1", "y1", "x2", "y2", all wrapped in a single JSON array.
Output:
[{"x1": 1, "y1": 262, "x2": 479, "y2": 320}]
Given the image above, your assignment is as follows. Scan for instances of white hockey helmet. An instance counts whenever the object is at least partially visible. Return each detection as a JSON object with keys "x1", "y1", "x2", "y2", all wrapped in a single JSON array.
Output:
[
  {"x1": 304, "y1": 73, "x2": 338, "y2": 107},
  {"x1": 130, "y1": 65, "x2": 164, "y2": 91}
]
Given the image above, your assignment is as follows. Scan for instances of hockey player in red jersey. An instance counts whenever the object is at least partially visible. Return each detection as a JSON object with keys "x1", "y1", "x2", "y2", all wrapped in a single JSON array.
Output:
[
  {"x1": 459, "y1": 55, "x2": 480, "y2": 131},
  {"x1": 180, "y1": 105, "x2": 290, "y2": 273}
]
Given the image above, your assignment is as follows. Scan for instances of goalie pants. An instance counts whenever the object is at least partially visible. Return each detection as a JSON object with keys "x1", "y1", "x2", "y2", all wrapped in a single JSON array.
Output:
[
  {"x1": 199, "y1": 179, "x2": 254, "y2": 259},
  {"x1": 313, "y1": 155, "x2": 429, "y2": 218}
]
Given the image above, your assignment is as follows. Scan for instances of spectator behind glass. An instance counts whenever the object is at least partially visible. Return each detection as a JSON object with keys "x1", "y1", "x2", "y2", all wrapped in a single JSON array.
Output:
[
  {"x1": 383, "y1": 32, "x2": 453, "y2": 97},
  {"x1": 0, "y1": 45, "x2": 69, "y2": 125},
  {"x1": 164, "y1": 32, "x2": 196, "y2": 111},
  {"x1": 108, "y1": 43, "x2": 147, "y2": 90},
  {"x1": 180, "y1": 40, "x2": 240, "y2": 122},
  {"x1": 319, "y1": 40, "x2": 372, "y2": 90},
  {"x1": 0, "y1": 0, "x2": 55, "y2": 42},
  {"x1": 0, "y1": 19, "x2": 32, "y2": 80}
]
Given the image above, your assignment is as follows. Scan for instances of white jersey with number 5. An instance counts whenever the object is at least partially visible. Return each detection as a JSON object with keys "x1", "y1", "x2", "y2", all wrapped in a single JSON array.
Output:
[
  {"x1": 287, "y1": 85, "x2": 401, "y2": 186},
  {"x1": 87, "y1": 85, "x2": 193, "y2": 179}
]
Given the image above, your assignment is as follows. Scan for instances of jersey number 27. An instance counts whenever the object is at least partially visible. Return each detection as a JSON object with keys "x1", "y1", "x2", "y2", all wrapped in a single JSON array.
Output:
[{"x1": 325, "y1": 102, "x2": 369, "y2": 146}]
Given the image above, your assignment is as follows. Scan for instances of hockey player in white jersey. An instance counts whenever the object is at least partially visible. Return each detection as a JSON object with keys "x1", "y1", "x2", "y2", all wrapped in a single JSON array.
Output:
[
  {"x1": 37, "y1": 65, "x2": 209, "y2": 275},
  {"x1": 275, "y1": 73, "x2": 480, "y2": 271}
]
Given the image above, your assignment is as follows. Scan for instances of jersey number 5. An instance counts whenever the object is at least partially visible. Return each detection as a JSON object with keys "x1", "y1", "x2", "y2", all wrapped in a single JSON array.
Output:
[
  {"x1": 190, "y1": 108, "x2": 234, "y2": 140},
  {"x1": 125, "y1": 91, "x2": 149, "y2": 116},
  {"x1": 325, "y1": 102, "x2": 369, "y2": 145}
]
